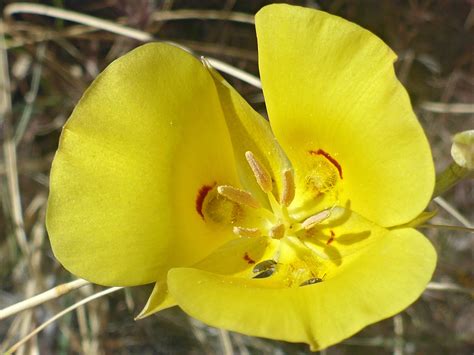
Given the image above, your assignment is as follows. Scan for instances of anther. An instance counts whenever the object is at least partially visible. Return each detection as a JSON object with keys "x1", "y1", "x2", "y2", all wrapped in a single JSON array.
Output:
[
  {"x1": 280, "y1": 169, "x2": 295, "y2": 206},
  {"x1": 301, "y1": 209, "x2": 331, "y2": 230},
  {"x1": 217, "y1": 185, "x2": 261, "y2": 209},
  {"x1": 269, "y1": 223, "x2": 285, "y2": 239},
  {"x1": 233, "y1": 226, "x2": 262, "y2": 238},
  {"x1": 245, "y1": 151, "x2": 273, "y2": 193}
]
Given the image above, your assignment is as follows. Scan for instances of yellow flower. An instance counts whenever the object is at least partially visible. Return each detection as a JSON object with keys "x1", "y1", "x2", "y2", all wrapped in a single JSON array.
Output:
[{"x1": 46, "y1": 4, "x2": 437, "y2": 350}]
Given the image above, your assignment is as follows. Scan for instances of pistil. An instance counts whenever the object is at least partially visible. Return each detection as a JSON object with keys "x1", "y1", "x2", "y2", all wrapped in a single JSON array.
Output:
[{"x1": 269, "y1": 223, "x2": 285, "y2": 239}]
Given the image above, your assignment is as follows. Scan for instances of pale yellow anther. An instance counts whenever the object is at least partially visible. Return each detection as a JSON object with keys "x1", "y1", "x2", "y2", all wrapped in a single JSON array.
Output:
[
  {"x1": 301, "y1": 210, "x2": 331, "y2": 230},
  {"x1": 217, "y1": 185, "x2": 261, "y2": 209},
  {"x1": 280, "y1": 169, "x2": 295, "y2": 207},
  {"x1": 245, "y1": 151, "x2": 273, "y2": 193},
  {"x1": 233, "y1": 226, "x2": 262, "y2": 238},
  {"x1": 269, "y1": 223, "x2": 285, "y2": 239}
]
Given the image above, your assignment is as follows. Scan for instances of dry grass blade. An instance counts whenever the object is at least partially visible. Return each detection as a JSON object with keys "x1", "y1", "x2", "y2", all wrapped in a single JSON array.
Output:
[
  {"x1": 0, "y1": 21, "x2": 11, "y2": 122},
  {"x1": 0, "y1": 19, "x2": 31, "y2": 260},
  {"x1": 418, "y1": 224, "x2": 474, "y2": 233},
  {"x1": 420, "y1": 102, "x2": 474, "y2": 114},
  {"x1": 0, "y1": 279, "x2": 90, "y2": 320},
  {"x1": 1, "y1": 2, "x2": 471, "y2": 353},
  {"x1": 393, "y1": 314, "x2": 404, "y2": 355},
  {"x1": 219, "y1": 328, "x2": 235, "y2": 355},
  {"x1": 434, "y1": 197, "x2": 473, "y2": 228},
  {"x1": 426, "y1": 282, "x2": 473, "y2": 296},
  {"x1": 5, "y1": 287, "x2": 123, "y2": 354},
  {"x1": 152, "y1": 9, "x2": 255, "y2": 24},
  {"x1": 3, "y1": 3, "x2": 261, "y2": 88},
  {"x1": 4, "y1": 3, "x2": 153, "y2": 42},
  {"x1": 13, "y1": 43, "x2": 46, "y2": 145}
]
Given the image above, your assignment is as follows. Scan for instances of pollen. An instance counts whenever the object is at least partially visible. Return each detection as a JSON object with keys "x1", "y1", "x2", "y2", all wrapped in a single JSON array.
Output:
[
  {"x1": 301, "y1": 209, "x2": 331, "y2": 230},
  {"x1": 217, "y1": 185, "x2": 261, "y2": 209},
  {"x1": 245, "y1": 151, "x2": 273, "y2": 193},
  {"x1": 280, "y1": 169, "x2": 295, "y2": 207},
  {"x1": 198, "y1": 150, "x2": 339, "y2": 288}
]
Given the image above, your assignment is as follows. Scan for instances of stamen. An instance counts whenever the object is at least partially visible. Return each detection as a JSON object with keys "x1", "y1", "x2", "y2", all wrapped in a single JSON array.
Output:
[
  {"x1": 280, "y1": 169, "x2": 295, "y2": 206},
  {"x1": 301, "y1": 209, "x2": 331, "y2": 230},
  {"x1": 233, "y1": 226, "x2": 262, "y2": 238},
  {"x1": 217, "y1": 185, "x2": 261, "y2": 209},
  {"x1": 245, "y1": 151, "x2": 273, "y2": 193},
  {"x1": 269, "y1": 223, "x2": 285, "y2": 239}
]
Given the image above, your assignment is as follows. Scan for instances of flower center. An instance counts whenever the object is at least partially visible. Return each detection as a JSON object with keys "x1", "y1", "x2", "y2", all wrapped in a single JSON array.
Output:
[{"x1": 199, "y1": 150, "x2": 342, "y2": 287}]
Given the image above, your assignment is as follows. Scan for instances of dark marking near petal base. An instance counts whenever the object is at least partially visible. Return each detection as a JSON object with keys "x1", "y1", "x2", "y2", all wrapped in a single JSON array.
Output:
[
  {"x1": 327, "y1": 230, "x2": 336, "y2": 245},
  {"x1": 300, "y1": 277, "x2": 323, "y2": 286},
  {"x1": 253, "y1": 269, "x2": 274, "y2": 278},
  {"x1": 195, "y1": 184, "x2": 214, "y2": 219},
  {"x1": 243, "y1": 252, "x2": 256, "y2": 264},
  {"x1": 309, "y1": 149, "x2": 343, "y2": 179},
  {"x1": 252, "y1": 259, "x2": 277, "y2": 273}
]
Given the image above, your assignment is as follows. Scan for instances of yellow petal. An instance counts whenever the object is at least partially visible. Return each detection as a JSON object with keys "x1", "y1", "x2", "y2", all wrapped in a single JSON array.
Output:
[
  {"x1": 47, "y1": 43, "x2": 239, "y2": 286},
  {"x1": 136, "y1": 281, "x2": 176, "y2": 319},
  {"x1": 138, "y1": 236, "x2": 277, "y2": 318},
  {"x1": 168, "y1": 228, "x2": 436, "y2": 350},
  {"x1": 209, "y1": 68, "x2": 292, "y2": 204},
  {"x1": 256, "y1": 4, "x2": 434, "y2": 226}
]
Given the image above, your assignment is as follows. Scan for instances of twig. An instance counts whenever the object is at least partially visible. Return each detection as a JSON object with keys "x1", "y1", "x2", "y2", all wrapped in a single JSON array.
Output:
[
  {"x1": 0, "y1": 279, "x2": 90, "y2": 320},
  {"x1": 5, "y1": 286, "x2": 123, "y2": 354}
]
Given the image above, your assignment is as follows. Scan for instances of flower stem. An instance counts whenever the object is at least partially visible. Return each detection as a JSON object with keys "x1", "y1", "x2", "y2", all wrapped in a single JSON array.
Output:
[{"x1": 432, "y1": 162, "x2": 472, "y2": 197}]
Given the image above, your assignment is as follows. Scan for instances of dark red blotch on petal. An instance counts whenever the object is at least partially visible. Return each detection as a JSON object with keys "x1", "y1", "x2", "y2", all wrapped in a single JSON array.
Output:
[
  {"x1": 243, "y1": 252, "x2": 256, "y2": 264},
  {"x1": 326, "y1": 230, "x2": 336, "y2": 245},
  {"x1": 309, "y1": 149, "x2": 343, "y2": 179},
  {"x1": 195, "y1": 184, "x2": 214, "y2": 219}
]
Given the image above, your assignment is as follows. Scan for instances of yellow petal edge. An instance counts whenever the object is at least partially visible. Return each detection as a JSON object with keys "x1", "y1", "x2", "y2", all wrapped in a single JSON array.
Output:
[
  {"x1": 256, "y1": 4, "x2": 435, "y2": 227},
  {"x1": 168, "y1": 228, "x2": 436, "y2": 350},
  {"x1": 47, "y1": 43, "x2": 240, "y2": 286}
]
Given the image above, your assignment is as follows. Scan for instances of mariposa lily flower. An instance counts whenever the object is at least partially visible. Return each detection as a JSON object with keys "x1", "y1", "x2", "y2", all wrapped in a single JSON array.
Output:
[{"x1": 47, "y1": 4, "x2": 437, "y2": 350}]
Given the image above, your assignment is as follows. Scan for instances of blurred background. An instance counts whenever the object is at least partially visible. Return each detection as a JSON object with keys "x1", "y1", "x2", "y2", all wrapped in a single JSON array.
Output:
[{"x1": 0, "y1": 0, "x2": 473, "y2": 354}]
